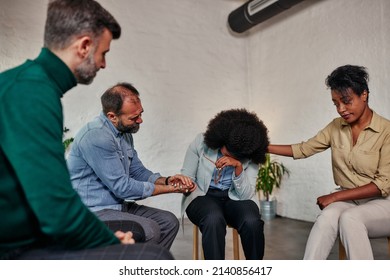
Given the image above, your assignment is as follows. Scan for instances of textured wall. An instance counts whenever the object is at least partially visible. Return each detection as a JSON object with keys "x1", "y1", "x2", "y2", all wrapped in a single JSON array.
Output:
[
  {"x1": 0, "y1": 0, "x2": 248, "y2": 218},
  {"x1": 248, "y1": 0, "x2": 390, "y2": 221},
  {"x1": 1, "y1": 0, "x2": 389, "y2": 222}
]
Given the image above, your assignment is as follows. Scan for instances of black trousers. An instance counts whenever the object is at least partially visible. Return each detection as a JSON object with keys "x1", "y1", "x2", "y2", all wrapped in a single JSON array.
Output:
[{"x1": 186, "y1": 188, "x2": 265, "y2": 260}]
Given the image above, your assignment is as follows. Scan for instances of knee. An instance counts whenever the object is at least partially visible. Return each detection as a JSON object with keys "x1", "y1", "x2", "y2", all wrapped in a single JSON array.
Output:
[
  {"x1": 237, "y1": 216, "x2": 264, "y2": 236},
  {"x1": 313, "y1": 206, "x2": 341, "y2": 232},
  {"x1": 200, "y1": 212, "x2": 226, "y2": 230},
  {"x1": 198, "y1": 213, "x2": 227, "y2": 234},
  {"x1": 143, "y1": 222, "x2": 161, "y2": 244},
  {"x1": 244, "y1": 216, "x2": 264, "y2": 230},
  {"x1": 171, "y1": 215, "x2": 180, "y2": 231},
  {"x1": 339, "y1": 209, "x2": 364, "y2": 233},
  {"x1": 161, "y1": 211, "x2": 180, "y2": 231}
]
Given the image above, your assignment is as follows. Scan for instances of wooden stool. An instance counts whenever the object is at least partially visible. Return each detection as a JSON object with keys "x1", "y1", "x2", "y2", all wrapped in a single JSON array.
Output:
[
  {"x1": 193, "y1": 224, "x2": 240, "y2": 260},
  {"x1": 339, "y1": 236, "x2": 390, "y2": 259}
]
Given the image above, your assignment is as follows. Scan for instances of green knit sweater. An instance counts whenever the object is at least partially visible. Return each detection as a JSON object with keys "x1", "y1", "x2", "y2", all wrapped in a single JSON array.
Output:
[{"x1": 0, "y1": 48, "x2": 119, "y2": 258}]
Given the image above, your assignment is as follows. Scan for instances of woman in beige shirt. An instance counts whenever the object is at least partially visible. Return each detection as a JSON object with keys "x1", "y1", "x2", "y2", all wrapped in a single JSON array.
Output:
[{"x1": 269, "y1": 65, "x2": 390, "y2": 259}]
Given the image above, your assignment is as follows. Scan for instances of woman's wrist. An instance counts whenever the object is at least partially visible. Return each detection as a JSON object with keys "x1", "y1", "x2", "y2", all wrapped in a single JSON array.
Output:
[{"x1": 235, "y1": 163, "x2": 243, "y2": 176}]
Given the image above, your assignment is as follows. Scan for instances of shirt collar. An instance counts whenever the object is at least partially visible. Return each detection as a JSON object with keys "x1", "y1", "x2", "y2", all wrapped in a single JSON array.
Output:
[
  {"x1": 34, "y1": 48, "x2": 77, "y2": 96},
  {"x1": 367, "y1": 111, "x2": 381, "y2": 133},
  {"x1": 340, "y1": 110, "x2": 380, "y2": 133}
]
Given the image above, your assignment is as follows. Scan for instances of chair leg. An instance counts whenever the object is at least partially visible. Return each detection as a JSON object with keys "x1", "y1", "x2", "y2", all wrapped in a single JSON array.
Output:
[
  {"x1": 387, "y1": 237, "x2": 390, "y2": 256},
  {"x1": 193, "y1": 225, "x2": 199, "y2": 260},
  {"x1": 232, "y1": 228, "x2": 240, "y2": 260},
  {"x1": 193, "y1": 224, "x2": 241, "y2": 260},
  {"x1": 338, "y1": 238, "x2": 347, "y2": 260}
]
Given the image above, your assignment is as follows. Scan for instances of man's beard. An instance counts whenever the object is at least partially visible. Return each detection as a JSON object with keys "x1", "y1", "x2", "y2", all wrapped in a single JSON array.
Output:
[
  {"x1": 117, "y1": 120, "x2": 140, "y2": 134},
  {"x1": 74, "y1": 51, "x2": 99, "y2": 85}
]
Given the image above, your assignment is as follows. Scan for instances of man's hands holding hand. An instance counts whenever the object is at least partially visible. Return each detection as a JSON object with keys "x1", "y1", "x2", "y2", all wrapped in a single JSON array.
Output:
[{"x1": 168, "y1": 174, "x2": 197, "y2": 194}]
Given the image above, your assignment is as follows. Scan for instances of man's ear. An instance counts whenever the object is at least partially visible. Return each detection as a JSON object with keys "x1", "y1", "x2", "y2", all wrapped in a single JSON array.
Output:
[
  {"x1": 107, "y1": 112, "x2": 117, "y2": 125},
  {"x1": 77, "y1": 36, "x2": 93, "y2": 59}
]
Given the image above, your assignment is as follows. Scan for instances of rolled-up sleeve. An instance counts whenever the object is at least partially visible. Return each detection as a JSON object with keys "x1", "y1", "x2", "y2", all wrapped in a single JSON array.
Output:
[
  {"x1": 369, "y1": 135, "x2": 390, "y2": 197},
  {"x1": 291, "y1": 123, "x2": 332, "y2": 159}
]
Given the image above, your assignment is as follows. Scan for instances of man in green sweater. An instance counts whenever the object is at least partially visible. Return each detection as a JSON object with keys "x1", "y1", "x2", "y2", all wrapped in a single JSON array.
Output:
[{"x1": 0, "y1": 0, "x2": 172, "y2": 260}]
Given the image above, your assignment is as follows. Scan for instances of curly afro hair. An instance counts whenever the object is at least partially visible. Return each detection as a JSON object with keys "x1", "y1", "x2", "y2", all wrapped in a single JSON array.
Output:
[{"x1": 204, "y1": 108, "x2": 269, "y2": 164}]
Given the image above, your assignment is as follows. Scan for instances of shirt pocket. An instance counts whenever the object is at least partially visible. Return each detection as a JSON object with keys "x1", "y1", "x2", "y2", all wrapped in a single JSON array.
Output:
[
  {"x1": 116, "y1": 149, "x2": 125, "y2": 161},
  {"x1": 352, "y1": 149, "x2": 379, "y2": 177},
  {"x1": 126, "y1": 147, "x2": 134, "y2": 167}
]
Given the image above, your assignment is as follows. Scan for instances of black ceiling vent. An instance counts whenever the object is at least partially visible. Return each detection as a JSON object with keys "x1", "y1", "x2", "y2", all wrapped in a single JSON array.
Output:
[{"x1": 228, "y1": 0, "x2": 304, "y2": 33}]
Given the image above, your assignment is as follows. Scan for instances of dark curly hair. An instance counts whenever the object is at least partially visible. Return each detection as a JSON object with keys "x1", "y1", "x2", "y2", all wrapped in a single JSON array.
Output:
[
  {"x1": 325, "y1": 65, "x2": 369, "y2": 101},
  {"x1": 204, "y1": 108, "x2": 269, "y2": 164}
]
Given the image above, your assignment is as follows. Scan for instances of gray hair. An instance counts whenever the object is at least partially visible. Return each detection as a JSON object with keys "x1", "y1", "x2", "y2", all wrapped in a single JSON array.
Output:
[{"x1": 44, "y1": 0, "x2": 121, "y2": 50}]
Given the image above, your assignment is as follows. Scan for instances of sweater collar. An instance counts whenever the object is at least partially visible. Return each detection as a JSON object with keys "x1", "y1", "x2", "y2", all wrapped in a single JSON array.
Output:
[{"x1": 34, "y1": 48, "x2": 77, "y2": 95}]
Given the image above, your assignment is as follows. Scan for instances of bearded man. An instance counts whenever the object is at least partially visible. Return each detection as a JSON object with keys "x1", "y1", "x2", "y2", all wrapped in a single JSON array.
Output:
[{"x1": 67, "y1": 82, "x2": 196, "y2": 250}]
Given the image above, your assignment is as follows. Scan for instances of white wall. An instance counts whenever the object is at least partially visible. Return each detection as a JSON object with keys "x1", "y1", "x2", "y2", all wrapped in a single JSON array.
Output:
[
  {"x1": 248, "y1": 0, "x2": 390, "y2": 221},
  {"x1": 0, "y1": 0, "x2": 248, "y2": 217},
  {"x1": 1, "y1": 0, "x2": 389, "y2": 222}
]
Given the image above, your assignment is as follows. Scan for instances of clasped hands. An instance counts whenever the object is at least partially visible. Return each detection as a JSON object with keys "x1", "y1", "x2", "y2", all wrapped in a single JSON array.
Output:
[
  {"x1": 114, "y1": 230, "x2": 135, "y2": 244},
  {"x1": 167, "y1": 174, "x2": 196, "y2": 194}
]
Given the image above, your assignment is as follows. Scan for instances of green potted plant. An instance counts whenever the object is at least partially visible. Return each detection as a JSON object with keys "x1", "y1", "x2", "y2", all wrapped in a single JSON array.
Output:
[
  {"x1": 63, "y1": 127, "x2": 74, "y2": 151},
  {"x1": 256, "y1": 153, "x2": 290, "y2": 220}
]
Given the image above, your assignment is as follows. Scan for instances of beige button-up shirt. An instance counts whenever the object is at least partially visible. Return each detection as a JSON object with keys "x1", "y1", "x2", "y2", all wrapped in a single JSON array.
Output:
[{"x1": 291, "y1": 111, "x2": 390, "y2": 197}]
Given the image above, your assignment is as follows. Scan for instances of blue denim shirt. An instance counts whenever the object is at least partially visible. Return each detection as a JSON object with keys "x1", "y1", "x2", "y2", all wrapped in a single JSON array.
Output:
[{"x1": 67, "y1": 112, "x2": 161, "y2": 211}]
